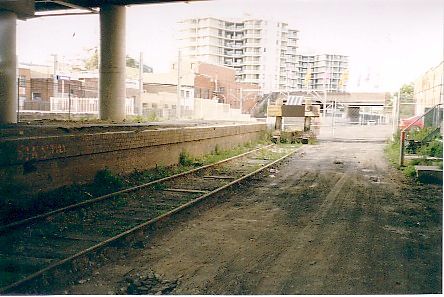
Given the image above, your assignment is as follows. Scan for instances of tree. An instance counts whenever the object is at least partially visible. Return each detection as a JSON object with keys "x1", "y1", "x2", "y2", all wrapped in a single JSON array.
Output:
[
  {"x1": 395, "y1": 83, "x2": 414, "y2": 102},
  {"x1": 126, "y1": 55, "x2": 137, "y2": 68},
  {"x1": 400, "y1": 83, "x2": 414, "y2": 98},
  {"x1": 84, "y1": 47, "x2": 98, "y2": 70},
  {"x1": 83, "y1": 49, "x2": 153, "y2": 73},
  {"x1": 126, "y1": 55, "x2": 153, "y2": 73},
  {"x1": 393, "y1": 83, "x2": 415, "y2": 117}
]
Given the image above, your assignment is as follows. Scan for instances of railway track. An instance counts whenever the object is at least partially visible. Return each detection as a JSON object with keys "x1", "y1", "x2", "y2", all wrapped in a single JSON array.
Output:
[{"x1": 0, "y1": 143, "x2": 301, "y2": 294}]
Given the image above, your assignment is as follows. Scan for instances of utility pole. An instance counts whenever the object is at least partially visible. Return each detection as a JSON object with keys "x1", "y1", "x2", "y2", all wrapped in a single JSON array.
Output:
[
  {"x1": 17, "y1": 77, "x2": 20, "y2": 122},
  {"x1": 68, "y1": 81, "x2": 71, "y2": 120},
  {"x1": 396, "y1": 89, "x2": 401, "y2": 129},
  {"x1": 391, "y1": 93, "x2": 398, "y2": 138},
  {"x1": 138, "y1": 51, "x2": 143, "y2": 116},
  {"x1": 176, "y1": 50, "x2": 181, "y2": 119},
  {"x1": 52, "y1": 54, "x2": 58, "y2": 97},
  {"x1": 240, "y1": 88, "x2": 243, "y2": 113}
]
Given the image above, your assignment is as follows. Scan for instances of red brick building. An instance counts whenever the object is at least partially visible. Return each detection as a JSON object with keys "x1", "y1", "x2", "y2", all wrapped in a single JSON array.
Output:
[{"x1": 196, "y1": 63, "x2": 260, "y2": 113}]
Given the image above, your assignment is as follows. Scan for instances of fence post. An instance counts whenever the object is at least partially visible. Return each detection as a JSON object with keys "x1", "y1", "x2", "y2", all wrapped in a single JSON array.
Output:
[
  {"x1": 17, "y1": 77, "x2": 20, "y2": 122},
  {"x1": 68, "y1": 82, "x2": 71, "y2": 120},
  {"x1": 399, "y1": 130, "x2": 406, "y2": 167}
]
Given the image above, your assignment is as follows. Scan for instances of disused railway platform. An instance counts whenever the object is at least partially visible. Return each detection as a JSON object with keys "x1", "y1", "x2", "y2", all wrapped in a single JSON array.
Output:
[{"x1": 0, "y1": 120, "x2": 266, "y2": 196}]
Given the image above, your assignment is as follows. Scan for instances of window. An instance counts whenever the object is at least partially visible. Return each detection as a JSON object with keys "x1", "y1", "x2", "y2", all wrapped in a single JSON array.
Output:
[
  {"x1": 195, "y1": 87, "x2": 201, "y2": 98},
  {"x1": 32, "y1": 92, "x2": 42, "y2": 100},
  {"x1": 19, "y1": 75, "x2": 26, "y2": 87}
]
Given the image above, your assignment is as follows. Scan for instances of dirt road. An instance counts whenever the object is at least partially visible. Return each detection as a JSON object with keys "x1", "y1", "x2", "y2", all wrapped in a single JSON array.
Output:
[{"x1": 65, "y1": 131, "x2": 442, "y2": 294}]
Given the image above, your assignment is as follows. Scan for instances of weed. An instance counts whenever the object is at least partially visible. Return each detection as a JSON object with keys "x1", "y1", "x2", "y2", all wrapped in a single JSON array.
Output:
[
  {"x1": 131, "y1": 115, "x2": 145, "y2": 123},
  {"x1": 384, "y1": 139, "x2": 400, "y2": 168},
  {"x1": 152, "y1": 183, "x2": 167, "y2": 191},
  {"x1": 308, "y1": 138, "x2": 318, "y2": 145},
  {"x1": 403, "y1": 165, "x2": 417, "y2": 178},
  {"x1": 113, "y1": 197, "x2": 128, "y2": 208},
  {"x1": 146, "y1": 111, "x2": 158, "y2": 122},
  {"x1": 94, "y1": 168, "x2": 124, "y2": 193},
  {"x1": 178, "y1": 151, "x2": 194, "y2": 166},
  {"x1": 417, "y1": 139, "x2": 443, "y2": 158},
  {"x1": 214, "y1": 144, "x2": 221, "y2": 155},
  {"x1": 408, "y1": 127, "x2": 435, "y2": 142}
]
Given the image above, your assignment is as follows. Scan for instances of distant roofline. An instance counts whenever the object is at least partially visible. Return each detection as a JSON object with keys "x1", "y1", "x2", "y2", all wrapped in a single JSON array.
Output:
[{"x1": 179, "y1": 16, "x2": 293, "y2": 27}]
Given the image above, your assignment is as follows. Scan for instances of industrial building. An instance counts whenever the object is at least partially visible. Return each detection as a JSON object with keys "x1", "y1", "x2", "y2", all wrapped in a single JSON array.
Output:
[{"x1": 414, "y1": 61, "x2": 444, "y2": 114}]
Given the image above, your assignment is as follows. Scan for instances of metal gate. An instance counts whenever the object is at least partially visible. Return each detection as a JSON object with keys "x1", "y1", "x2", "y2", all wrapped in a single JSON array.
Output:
[{"x1": 316, "y1": 101, "x2": 393, "y2": 142}]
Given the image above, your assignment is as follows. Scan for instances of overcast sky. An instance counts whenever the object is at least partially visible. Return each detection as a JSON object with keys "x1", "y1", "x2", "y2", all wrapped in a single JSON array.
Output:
[{"x1": 17, "y1": 0, "x2": 443, "y2": 92}]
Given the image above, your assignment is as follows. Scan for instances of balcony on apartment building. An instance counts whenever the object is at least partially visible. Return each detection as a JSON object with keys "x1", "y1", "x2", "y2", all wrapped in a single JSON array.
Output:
[
  {"x1": 286, "y1": 48, "x2": 297, "y2": 55},
  {"x1": 224, "y1": 50, "x2": 243, "y2": 58},
  {"x1": 240, "y1": 68, "x2": 260, "y2": 75},
  {"x1": 243, "y1": 60, "x2": 261, "y2": 65},
  {"x1": 244, "y1": 30, "x2": 261, "y2": 38},
  {"x1": 225, "y1": 23, "x2": 245, "y2": 32},
  {"x1": 232, "y1": 60, "x2": 243, "y2": 66},
  {"x1": 225, "y1": 42, "x2": 243, "y2": 49},
  {"x1": 244, "y1": 51, "x2": 261, "y2": 57}
]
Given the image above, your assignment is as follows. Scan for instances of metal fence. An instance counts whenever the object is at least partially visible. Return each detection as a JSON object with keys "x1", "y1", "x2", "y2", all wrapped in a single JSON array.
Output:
[
  {"x1": 49, "y1": 97, "x2": 134, "y2": 115},
  {"x1": 399, "y1": 103, "x2": 443, "y2": 166},
  {"x1": 16, "y1": 78, "x2": 253, "y2": 122},
  {"x1": 16, "y1": 78, "x2": 135, "y2": 119}
]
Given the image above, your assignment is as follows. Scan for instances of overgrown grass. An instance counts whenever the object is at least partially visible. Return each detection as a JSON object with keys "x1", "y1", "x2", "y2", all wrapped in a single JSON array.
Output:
[
  {"x1": 417, "y1": 139, "x2": 443, "y2": 158},
  {"x1": 385, "y1": 128, "x2": 443, "y2": 180},
  {"x1": 384, "y1": 136, "x2": 400, "y2": 168},
  {"x1": 0, "y1": 168, "x2": 125, "y2": 225},
  {"x1": 408, "y1": 127, "x2": 436, "y2": 141}
]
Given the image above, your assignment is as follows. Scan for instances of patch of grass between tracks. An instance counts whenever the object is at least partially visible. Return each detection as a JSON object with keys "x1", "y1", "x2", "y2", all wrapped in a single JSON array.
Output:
[{"x1": 0, "y1": 138, "x2": 273, "y2": 226}]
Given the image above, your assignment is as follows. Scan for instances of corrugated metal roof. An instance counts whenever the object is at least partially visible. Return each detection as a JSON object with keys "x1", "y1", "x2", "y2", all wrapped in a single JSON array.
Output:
[{"x1": 285, "y1": 95, "x2": 305, "y2": 106}]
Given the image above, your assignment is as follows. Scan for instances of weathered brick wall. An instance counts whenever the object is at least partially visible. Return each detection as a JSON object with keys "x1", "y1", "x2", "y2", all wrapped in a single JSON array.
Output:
[{"x1": 0, "y1": 123, "x2": 266, "y2": 195}]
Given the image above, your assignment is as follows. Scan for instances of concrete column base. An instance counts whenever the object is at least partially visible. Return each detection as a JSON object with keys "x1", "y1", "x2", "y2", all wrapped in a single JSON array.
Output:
[
  {"x1": 0, "y1": 10, "x2": 17, "y2": 124},
  {"x1": 99, "y1": 4, "x2": 126, "y2": 122}
]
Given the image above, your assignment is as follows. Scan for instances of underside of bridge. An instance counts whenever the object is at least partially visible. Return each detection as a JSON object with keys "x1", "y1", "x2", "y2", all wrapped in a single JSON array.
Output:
[{"x1": 0, "y1": 0, "x2": 191, "y2": 124}]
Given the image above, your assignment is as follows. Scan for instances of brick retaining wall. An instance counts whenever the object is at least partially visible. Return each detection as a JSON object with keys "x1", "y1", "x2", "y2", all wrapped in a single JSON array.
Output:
[{"x1": 0, "y1": 123, "x2": 266, "y2": 195}]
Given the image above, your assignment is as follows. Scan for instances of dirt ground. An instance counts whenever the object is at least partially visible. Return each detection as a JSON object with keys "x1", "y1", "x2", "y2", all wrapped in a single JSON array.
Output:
[{"x1": 63, "y1": 125, "x2": 442, "y2": 295}]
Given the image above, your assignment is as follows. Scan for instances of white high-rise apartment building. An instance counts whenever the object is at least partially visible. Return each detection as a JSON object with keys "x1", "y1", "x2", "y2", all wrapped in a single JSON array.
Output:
[
  {"x1": 297, "y1": 54, "x2": 349, "y2": 93},
  {"x1": 179, "y1": 17, "x2": 300, "y2": 93}
]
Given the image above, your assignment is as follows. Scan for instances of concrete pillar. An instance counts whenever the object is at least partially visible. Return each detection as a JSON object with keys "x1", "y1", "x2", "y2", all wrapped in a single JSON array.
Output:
[
  {"x1": 0, "y1": 10, "x2": 17, "y2": 124},
  {"x1": 99, "y1": 4, "x2": 126, "y2": 121}
]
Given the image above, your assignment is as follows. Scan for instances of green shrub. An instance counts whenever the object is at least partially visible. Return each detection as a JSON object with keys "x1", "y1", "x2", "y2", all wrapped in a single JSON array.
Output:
[
  {"x1": 178, "y1": 151, "x2": 194, "y2": 166},
  {"x1": 384, "y1": 139, "x2": 400, "y2": 167},
  {"x1": 408, "y1": 127, "x2": 435, "y2": 141},
  {"x1": 417, "y1": 139, "x2": 443, "y2": 158},
  {"x1": 214, "y1": 144, "x2": 221, "y2": 155},
  {"x1": 94, "y1": 168, "x2": 124, "y2": 190},
  {"x1": 402, "y1": 165, "x2": 417, "y2": 178}
]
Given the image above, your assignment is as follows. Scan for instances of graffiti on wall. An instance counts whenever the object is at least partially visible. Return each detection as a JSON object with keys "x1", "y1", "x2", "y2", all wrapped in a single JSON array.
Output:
[{"x1": 16, "y1": 143, "x2": 66, "y2": 162}]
